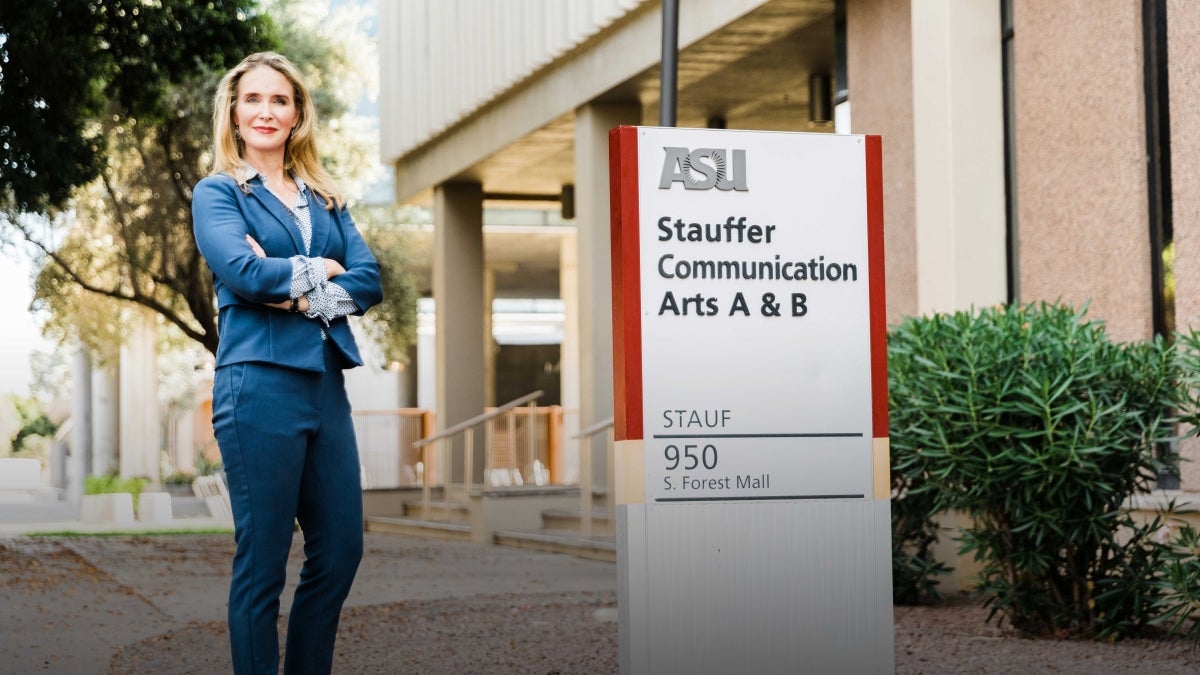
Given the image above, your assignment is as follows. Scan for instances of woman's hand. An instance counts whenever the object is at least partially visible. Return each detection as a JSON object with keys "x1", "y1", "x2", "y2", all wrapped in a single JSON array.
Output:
[
  {"x1": 325, "y1": 258, "x2": 346, "y2": 278},
  {"x1": 248, "y1": 233, "x2": 342, "y2": 278},
  {"x1": 246, "y1": 235, "x2": 309, "y2": 312},
  {"x1": 246, "y1": 234, "x2": 266, "y2": 259}
]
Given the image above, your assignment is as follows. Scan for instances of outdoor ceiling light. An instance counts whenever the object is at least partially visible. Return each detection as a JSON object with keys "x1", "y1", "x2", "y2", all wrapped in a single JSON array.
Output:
[{"x1": 809, "y1": 73, "x2": 833, "y2": 129}]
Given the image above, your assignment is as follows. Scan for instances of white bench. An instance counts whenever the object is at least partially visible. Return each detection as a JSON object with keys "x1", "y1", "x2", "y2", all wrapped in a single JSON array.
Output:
[{"x1": 193, "y1": 474, "x2": 234, "y2": 521}]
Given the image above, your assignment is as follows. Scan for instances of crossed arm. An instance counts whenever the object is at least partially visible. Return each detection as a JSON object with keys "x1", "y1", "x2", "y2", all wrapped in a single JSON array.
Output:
[
  {"x1": 192, "y1": 175, "x2": 382, "y2": 321},
  {"x1": 246, "y1": 234, "x2": 354, "y2": 321}
]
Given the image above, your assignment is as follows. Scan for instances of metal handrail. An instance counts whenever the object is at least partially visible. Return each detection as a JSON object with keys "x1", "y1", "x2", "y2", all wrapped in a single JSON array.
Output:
[
  {"x1": 413, "y1": 390, "x2": 544, "y2": 448},
  {"x1": 573, "y1": 417, "x2": 614, "y2": 539},
  {"x1": 413, "y1": 390, "x2": 544, "y2": 522},
  {"x1": 574, "y1": 417, "x2": 615, "y2": 440}
]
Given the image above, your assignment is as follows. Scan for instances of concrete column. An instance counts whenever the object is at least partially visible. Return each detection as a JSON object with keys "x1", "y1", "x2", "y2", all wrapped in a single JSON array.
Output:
[
  {"x1": 559, "y1": 230, "x2": 581, "y2": 482},
  {"x1": 911, "y1": 0, "x2": 1007, "y2": 314},
  {"x1": 416, "y1": 312, "x2": 435, "y2": 410},
  {"x1": 575, "y1": 102, "x2": 641, "y2": 485},
  {"x1": 173, "y1": 407, "x2": 195, "y2": 476},
  {"x1": 69, "y1": 346, "x2": 93, "y2": 503},
  {"x1": 483, "y1": 266, "x2": 496, "y2": 408},
  {"x1": 119, "y1": 309, "x2": 160, "y2": 482},
  {"x1": 49, "y1": 435, "x2": 67, "y2": 490},
  {"x1": 433, "y1": 181, "x2": 486, "y2": 483},
  {"x1": 846, "y1": 0, "x2": 918, "y2": 323},
  {"x1": 401, "y1": 343, "x2": 419, "y2": 408},
  {"x1": 91, "y1": 364, "x2": 119, "y2": 476}
]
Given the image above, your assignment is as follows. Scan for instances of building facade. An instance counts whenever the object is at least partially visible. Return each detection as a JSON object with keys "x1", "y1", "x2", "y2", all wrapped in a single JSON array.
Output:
[{"x1": 379, "y1": 0, "x2": 1200, "y2": 491}]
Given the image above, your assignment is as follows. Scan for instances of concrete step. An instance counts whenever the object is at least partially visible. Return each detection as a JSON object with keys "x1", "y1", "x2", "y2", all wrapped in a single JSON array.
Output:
[
  {"x1": 364, "y1": 516, "x2": 472, "y2": 542},
  {"x1": 0, "y1": 487, "x2": 62, "y2": 503},
  {"x1": 540, "y1": 508, "x2": 614, "y2": 535},
  {"x1": 402, "y1": 500, "x2": 471, "y2": 523},
  {"x1": 493, "y1": 528, "x2": 616, "y2": 562}
]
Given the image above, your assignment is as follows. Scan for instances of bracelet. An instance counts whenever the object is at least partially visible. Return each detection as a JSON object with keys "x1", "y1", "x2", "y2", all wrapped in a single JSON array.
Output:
[{"x1": 289, "y1": 297, "x2": 300, "y2": 313}]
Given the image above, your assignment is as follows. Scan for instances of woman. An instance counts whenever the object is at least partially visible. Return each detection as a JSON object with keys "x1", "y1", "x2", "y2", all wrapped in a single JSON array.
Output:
[{"x1": 192, "y1": 52, "x2": 382, "y2": 674}]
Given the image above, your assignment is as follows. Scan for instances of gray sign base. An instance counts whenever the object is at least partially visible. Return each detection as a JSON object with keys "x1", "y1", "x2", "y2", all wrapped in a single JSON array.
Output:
[{"x1": 618, "y1": 500, "x2": 894, "y2": 674}]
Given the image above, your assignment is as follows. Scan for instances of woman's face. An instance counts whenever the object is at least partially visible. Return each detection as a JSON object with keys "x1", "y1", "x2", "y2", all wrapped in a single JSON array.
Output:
[{"x1": 234, "y1": 65, "x2": 299, "y2": 161}]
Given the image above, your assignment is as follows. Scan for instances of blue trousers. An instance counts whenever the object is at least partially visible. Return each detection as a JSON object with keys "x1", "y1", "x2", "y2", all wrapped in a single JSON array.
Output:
[{"x1": 212, "y1": 351, "x2": 364, "y2": 675}]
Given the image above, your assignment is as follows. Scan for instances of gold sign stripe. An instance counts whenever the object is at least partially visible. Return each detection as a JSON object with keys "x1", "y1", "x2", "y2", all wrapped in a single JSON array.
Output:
[
  {"x1": 615, "y1": 439, "x2": 646, "y2": 505},
  {"x1": 872, "y1": 437, "x2": 890, "y2": 500}
]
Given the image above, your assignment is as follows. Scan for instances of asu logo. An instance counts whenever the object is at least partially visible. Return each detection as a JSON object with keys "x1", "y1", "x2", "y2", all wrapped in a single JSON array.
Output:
[{"x1": 659, "y1": 147, "x2": 749, "y2": 191}]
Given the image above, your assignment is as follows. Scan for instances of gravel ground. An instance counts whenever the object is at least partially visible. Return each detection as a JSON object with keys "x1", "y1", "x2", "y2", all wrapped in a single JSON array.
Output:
[
  {"x1": 3, "y1": 533, "x2": 1200, "y2": 674},
  {"x1": 111, "y1": 592, "x2": 619, "y2": 674},
  {"x1": 893, "y1": 594, "x2": 1200, "y2": 674}
]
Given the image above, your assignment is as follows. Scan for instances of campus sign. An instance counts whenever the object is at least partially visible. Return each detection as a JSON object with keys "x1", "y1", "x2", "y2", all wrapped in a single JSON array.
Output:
[
  {"x1": 608, "y1": 126, "x2": 892, "y2": 675},
  {"x1": 611, "y1": 126, "x2": 889, "y2": 504}
]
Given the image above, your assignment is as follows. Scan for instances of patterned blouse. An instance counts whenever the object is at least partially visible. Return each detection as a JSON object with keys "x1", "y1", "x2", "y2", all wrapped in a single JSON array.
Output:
[{"x1": 244, "y1": 167, "x2": 358, "y2": 328}]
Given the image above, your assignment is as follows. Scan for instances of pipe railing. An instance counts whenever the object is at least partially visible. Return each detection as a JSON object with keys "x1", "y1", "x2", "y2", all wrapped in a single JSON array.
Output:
[
  {"x1": 573, "y1": 417, "x2": 614, "y2": 539},
  {"x1": 412, "y1": 391, "x2": 544, "y2": 522}
]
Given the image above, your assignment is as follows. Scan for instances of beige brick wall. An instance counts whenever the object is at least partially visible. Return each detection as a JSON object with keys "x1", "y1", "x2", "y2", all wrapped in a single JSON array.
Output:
[
  {"x1": 1168, "y1": 1, "x2": 1200, "y2": 491},
  {"x1": 1012, "y1": 0, "x2": 1153, "y2": 343}
]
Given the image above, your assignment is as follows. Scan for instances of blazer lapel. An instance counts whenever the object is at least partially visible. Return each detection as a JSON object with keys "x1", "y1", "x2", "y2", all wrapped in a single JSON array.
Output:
[
  {"x1": 308, "y1": 196, "x2": 332, "y2": 256},
  {"x1": 247, "y1": 181, "x2": 306, "y2": 254}
]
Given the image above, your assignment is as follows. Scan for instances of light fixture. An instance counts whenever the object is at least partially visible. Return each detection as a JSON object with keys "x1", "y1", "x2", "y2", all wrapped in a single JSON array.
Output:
[{"x1": 808, "y1": 73, "x2": 833, "y2": 129}]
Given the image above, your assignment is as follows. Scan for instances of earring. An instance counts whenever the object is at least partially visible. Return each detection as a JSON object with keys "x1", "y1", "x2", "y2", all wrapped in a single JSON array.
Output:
[{"x1": 234, "y1": 126, "x2": 241, "y2": 140}]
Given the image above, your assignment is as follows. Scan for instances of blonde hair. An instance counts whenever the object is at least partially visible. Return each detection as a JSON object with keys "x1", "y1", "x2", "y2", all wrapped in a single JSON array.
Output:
[{"x1": 210, "y1": 52, "x2": 344, "y2": 210}]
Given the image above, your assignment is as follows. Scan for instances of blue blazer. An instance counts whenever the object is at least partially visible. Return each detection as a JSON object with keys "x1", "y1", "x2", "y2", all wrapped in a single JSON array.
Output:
[{"x1": 192, "y1": 172, "x2": 383, "y2": 372}]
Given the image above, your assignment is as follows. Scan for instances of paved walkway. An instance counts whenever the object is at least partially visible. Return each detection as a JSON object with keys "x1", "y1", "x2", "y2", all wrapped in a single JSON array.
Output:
[
  {"x1": 0, "y1": 494, "x2": 215, "y2": 535},
  {"x1": 0, "y1": 498, "x2": 618, "y2": 674},
  {"x1": 8, "y1": 499, "x2": 1200, "y2": 674}
]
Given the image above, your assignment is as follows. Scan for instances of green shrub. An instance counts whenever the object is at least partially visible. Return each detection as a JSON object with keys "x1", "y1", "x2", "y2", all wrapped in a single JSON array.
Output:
[
  {"x1": 888, "y1": 302, "x2": 1183, "y2": 638},
  {"x1": 1152, "y1": 522, "x2": 1200, "y2": 644},
  {"x1": 84, "y1": 473, "x2": 151, "y2": 509},
  {"x1": 1150, "y1": 329, "x2": 1200, "y2": 645},
  {"x1": 890, "y1": 456, "x2": 950, "y2": 604},
  {"x1": 161, "y1": 471, "x2": 195, "y2": 486}
]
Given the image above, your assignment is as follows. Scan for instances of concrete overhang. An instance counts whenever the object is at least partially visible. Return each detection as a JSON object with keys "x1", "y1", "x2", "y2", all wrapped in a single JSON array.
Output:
[
  {"x1": 389, "y1": 0, "x2": 836, "y2": 206},
  {"x1": 401, "y1": 218, "x2": 573, "y2": 299}
]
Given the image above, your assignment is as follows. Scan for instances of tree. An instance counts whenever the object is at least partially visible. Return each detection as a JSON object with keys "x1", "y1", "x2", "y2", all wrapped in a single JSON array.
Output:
[
  {"x1": 31, "y1": 85, "x2": 224, "y2": 352},
  {"x1": 0, "y1": 1, "x2": 103, "y2": 214},
  {"x1": 0, "y1": 0, "x2": 275, "y2": 214},
  {"x1": 10, "y1": 0, "x2": 417, "y2": 361},
  {"x1": 8, "y1": 395, "x2": 58, "y2": 457},
  {"x1": 355, "y1": 204, "x2": 421, "y2": 366},
  {"x1": 3, "y1": 0, "x2": 275, "y2": 353}
]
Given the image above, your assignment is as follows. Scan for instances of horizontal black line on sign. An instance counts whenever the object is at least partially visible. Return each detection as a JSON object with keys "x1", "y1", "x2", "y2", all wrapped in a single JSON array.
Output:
[
  {"x1": 655, "y1": 494, "x2": 865, "y2": 503},
  {"x1": 651, "y1": 433, "x2": 864, "y2": 439}
]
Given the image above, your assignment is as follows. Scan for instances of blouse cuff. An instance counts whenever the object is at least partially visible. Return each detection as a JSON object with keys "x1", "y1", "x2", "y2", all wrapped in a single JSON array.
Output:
[
  {"x1": 304, "y1": 281, "x2": 360, "y2": 326},
  {"x1": 288, "y1": 256, "x2": 327, "y2": 299}
]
